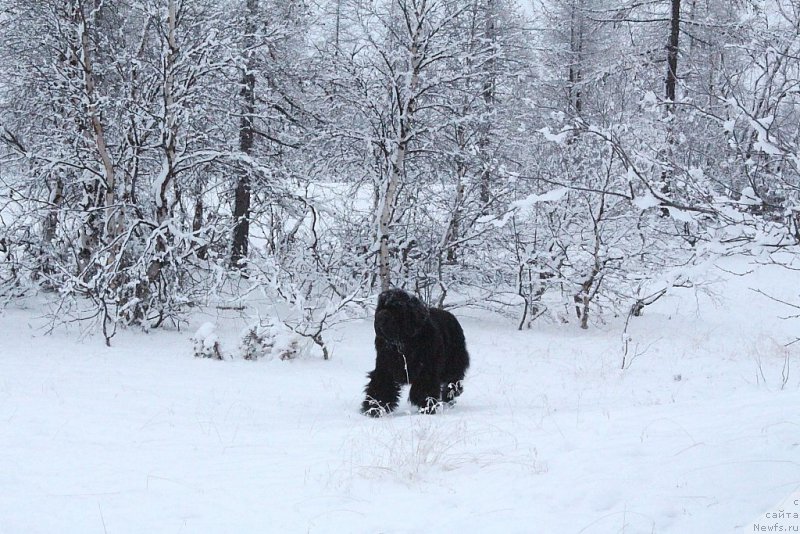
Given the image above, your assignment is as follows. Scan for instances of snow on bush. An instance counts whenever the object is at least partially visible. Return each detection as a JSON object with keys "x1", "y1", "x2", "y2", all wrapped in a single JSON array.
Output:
[
  {"x1": 238, "y1": 322, "x2": 276, "y2": 361},
  {"x1": 275, "y1": 337, "x2": 301, "y2": 361},
  {"x1": 191, "y1": 322, "x2": 224, "y2": 360},
  {"x1": 237, "y1": 318, "x2": 303, "y2": 361}
]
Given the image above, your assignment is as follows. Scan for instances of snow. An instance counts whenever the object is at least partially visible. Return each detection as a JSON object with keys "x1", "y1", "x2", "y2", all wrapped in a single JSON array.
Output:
[
  {"x1": 641, "y1": 91, "x2": 658, "y2": 107},
  {"x1": 538, "y1": 126, "x2": 570, "y2": 145},
  {"x1": 2, "y1": 258, "x2": 800, "y2": 533},
  {"x1": 512, "y1": 187, "x2": 569, "y2": 208},
  {"x1": 481, "y1": 187, "x2": 569, "y2": 228},
  {"x1": 748, "y1": 115, "x2": 784, "y2": 157},
  {"x1": 740, "y1": 186, "x2": 762, "y2": 206},
  {"x1": 190, "y1": 322, "x2": 221, "y2": 359},
  {"x1": 632, "y1": 191, "x2": 661, "y2": 210},
  {"x1": 193, "y1": 321, "x2": 217, "y2": 343},
  {"x1": 665, "y1": 206, "x2": 695, "y2": 222},
  {"x1": 723, "y1": 118, "x2": 736, "y2": 134}
]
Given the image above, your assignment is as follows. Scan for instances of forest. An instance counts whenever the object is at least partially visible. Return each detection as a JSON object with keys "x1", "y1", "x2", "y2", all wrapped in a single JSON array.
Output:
[{"x1": 1, "y1": 0, "x2": 798, "y2": 349}]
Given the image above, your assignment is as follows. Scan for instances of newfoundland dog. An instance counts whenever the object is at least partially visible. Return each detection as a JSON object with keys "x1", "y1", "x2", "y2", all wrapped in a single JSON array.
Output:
[{"x1": 361, "y1": 288, "x2": 470, "y2": 416}]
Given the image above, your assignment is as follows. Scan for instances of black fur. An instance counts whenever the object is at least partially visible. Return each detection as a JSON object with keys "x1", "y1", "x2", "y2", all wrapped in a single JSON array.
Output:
[{"x1": 361, "y1": 288, "x2": 470, "y2": 416}]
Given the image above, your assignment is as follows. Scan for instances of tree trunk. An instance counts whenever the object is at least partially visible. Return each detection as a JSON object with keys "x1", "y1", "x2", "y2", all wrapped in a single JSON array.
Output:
[
  {"x1": 660, "y1": 0, "x2": 681, "y2": 213},
  {"x1": 147, "y1": 0, "x2": 180, "y2": 294},
  {"x1": 78, "y1": 4, "x2": 116, "y2": 216},
  {"x1": 378, "y1": 145, "x2": 405, "y2": 292},
  {"x1": 193, "y1": 183, "x2": 207, "y2": 260},
  {"x1": 478, "y1": 0, "x2": 496, "y2": 207},
  {"x1": 42, "y1": 176, "x2": 63, "y2": 245},
  {"x1": 73, "y1": 1, "x2": 115, "y2": 276},
  {"x1": 377, "y1": 0, "x2": 425, "y2": 291},
  {"x1": 568, "y1": 0, "x2": 584, "y2": 116},
  {"x1": 334, "y1": 0, "x2": 342, "y2": 51},
  {"x1": 156, "y1": 0, "x2": 179, "y2": 229},
  {"x1": 443, "y1": 156, "x2": 466, "y2": 264},
  {"x1": 231, "y1": 0, "x2": 258, "y2": 269},
  {"x1": 665, "y1": 0, "x2": 681, "y2": 105}
]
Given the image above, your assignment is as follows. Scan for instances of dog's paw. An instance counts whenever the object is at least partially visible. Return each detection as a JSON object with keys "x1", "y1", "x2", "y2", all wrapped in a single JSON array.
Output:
[
  {"x1": 418, "y1": 397, "x2": 443, "y2": 415},
  {"x1": 361, "y1": 398, "x2": 393, "y2": 417},
  {"x1": 444, "y1": 380, "x2": 464, "y2": 401}
]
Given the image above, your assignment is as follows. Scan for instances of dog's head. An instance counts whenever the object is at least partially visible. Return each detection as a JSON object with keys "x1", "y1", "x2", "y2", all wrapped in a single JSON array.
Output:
[{"x1": 374, "y1": 289, "x2": 429, "y2": 342}]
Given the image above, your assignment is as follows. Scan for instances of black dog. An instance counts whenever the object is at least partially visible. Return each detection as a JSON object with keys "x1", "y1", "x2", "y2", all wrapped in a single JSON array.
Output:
[{"x1": 361, "y1": 288, "x2": 470, "y2": 416}]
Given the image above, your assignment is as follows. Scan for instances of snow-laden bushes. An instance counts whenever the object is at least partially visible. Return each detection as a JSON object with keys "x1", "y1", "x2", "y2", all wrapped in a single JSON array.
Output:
[
  {"x1": 238, "y1": 319, "x2": 301, "y2": 361},
  {"x1": 191, "y1": 319, "x2": 302, "y2": 361}
]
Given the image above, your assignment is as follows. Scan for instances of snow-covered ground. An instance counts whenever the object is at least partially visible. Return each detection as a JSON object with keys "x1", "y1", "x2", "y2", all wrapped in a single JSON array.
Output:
[{"x1": 2, "y1": 259, "x2": 800, "y2": 533}]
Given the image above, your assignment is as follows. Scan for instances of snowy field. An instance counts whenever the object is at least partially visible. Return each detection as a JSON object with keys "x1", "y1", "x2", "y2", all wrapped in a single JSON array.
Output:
[{"x1": 2, "y1": 259, "x2": 800, "y2": 533}]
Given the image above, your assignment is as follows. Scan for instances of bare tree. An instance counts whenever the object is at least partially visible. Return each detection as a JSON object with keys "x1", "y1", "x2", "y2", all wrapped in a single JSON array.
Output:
[{"x1": 231, "y1": 0, "x2": 259, "y2": 268}]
